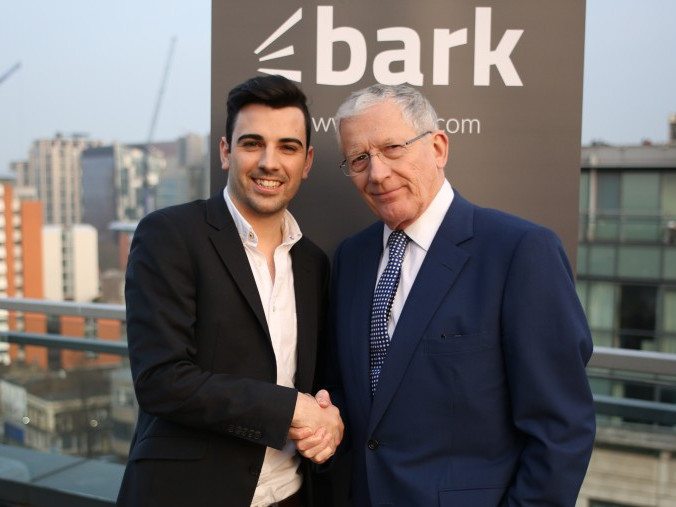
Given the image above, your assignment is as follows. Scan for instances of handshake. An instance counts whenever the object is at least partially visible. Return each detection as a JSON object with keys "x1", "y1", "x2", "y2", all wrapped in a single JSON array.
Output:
[{"x1": 288, "y1": 390, "x2": 344, "y2": 464}]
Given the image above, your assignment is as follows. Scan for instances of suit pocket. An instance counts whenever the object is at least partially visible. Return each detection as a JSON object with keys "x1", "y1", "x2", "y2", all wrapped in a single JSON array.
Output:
[
  {"x1": 130, "y1": 436, "x2": 207, "y2": 461},
  {"x1": 439, "y1": 486, "x2": 507, "y2": 506},
  {"x1": 422, "y1": 332, "x2": 489, "y2": 355}
]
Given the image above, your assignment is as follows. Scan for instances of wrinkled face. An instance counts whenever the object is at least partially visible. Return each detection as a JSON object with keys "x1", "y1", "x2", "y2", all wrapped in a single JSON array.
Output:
[
  {"x1": 338, "y1": 100, "x2": 448, "y2": 230},
  {"x1": 220, "y1": 103, "x2": 313, "y2": 224}
]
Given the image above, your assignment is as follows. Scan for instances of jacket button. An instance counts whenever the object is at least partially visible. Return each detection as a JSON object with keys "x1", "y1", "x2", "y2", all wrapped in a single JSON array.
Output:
[
  {"x1": 367, "y1": 439, "x2": 379, "y2": 450},
  {"x1": 254, "y1": 431, "x2": 262, "y2": 440}
]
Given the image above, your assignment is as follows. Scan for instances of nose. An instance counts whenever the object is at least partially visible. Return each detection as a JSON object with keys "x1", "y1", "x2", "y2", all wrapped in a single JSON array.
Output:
[
  {"x1": 367, "y1": 151, "x2": 391, "y2": 183},
  {"x1": 259, "y1": 146, "x2": 281, "y2": 171}
]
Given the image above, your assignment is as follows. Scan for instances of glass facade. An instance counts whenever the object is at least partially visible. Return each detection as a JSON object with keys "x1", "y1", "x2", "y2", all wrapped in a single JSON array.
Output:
[{"x1": 578, "y1": 168, "x2": 676, "y2": 353}]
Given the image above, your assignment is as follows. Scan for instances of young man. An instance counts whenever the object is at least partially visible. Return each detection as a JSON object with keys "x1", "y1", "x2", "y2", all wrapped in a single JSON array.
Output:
[
  {"x1": 326, "y1": 84, "x2": 595, "y2": 506},
  {"x1": 117, "y1": 75, "x2": 343, "y2": 507}
]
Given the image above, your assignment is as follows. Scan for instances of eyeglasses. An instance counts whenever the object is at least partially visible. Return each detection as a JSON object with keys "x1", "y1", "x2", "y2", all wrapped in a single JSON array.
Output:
[{"x1": 339, "y1": 131, "x2": 432, "y2": 176}]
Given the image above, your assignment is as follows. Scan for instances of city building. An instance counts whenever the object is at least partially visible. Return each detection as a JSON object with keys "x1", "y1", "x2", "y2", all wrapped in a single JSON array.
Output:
[
  {"x1": 43, "y1": 224, "x2": 99, "y2": 302},
  {"x1": 81, "y1": 144, "x2": 165, "y2": 271},
  {"x1": 144, "y1": 133, "x2": 209, "y2": 210},
  {"x1": 13, "y1": 134, "x2": 102, "y2": 225},
  {"x1": 0, "y1": 179, "x2": 44, "y2": 364},
  {"x1": 1, "y1": 366, "x2": 114, "y2": 458},
  {"x1": 576, "y1": 116, "x2": 676, "y2": 506},
  {"x1": 109, "y1": 367, "x2": 137, "y2": 460},
  {"x1": 577, "y1": 143, "x2": 676, "y2": 354}
]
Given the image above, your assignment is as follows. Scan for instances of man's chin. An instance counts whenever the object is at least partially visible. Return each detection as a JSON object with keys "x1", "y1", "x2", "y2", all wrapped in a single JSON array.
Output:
[
  {"x1": 371, "y1": 206, "x2": 408, "y2": 230},
  {"x1": 249, "y1": 198, "x2": 288, "y2": 217}
]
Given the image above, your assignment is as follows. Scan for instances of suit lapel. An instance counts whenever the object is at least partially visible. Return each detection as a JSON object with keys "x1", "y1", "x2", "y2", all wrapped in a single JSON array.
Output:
[
  {"x1": 205, "y1": 193, "x2": 270, "y2": 341},
  {"x1": 291, "y1": 241, "x2": 317, "y2": 394},
  {"x1": 368, "y1": 194, "x2": 474, "y2": 433}
]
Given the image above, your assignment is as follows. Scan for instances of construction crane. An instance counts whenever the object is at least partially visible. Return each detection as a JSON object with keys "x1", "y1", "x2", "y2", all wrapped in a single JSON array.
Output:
[
  {"x1": 0, "y1": 62, "x2": 21, "y2": 87},
  {"x1": 143, "y1": 37, "x2": 177, "y2": 215}
]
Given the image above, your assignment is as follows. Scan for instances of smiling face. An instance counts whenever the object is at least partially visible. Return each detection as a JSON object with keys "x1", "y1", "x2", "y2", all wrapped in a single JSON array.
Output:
[
  {"x1": 339, "y1": 100, "x2": 448, "y2": 230},
  {"x1": 220, "y1": 103, "x2": 313, "y2": 226}
]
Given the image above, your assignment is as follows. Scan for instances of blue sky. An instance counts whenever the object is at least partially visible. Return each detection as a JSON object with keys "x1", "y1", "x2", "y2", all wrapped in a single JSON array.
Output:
[
  {"x1": 1, "y1": 1, "x2": 675, "y2": 174},
  {"x1": 582, "y1": 0, "x2": 676, "y2": 144}
]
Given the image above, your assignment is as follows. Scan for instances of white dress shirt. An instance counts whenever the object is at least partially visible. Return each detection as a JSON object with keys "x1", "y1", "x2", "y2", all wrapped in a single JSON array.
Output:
[
  {"x1": 223, "y1": 187, "x2": 302, "y2": 507},
  {"x1": 376, "y1": 179, "x2": 454, "y2": 336}
]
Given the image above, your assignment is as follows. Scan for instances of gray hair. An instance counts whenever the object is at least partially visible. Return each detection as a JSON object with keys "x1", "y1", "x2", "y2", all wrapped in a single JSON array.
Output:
[{"x1": 334, "y1": 84, "x2": 438, "y2": 144}]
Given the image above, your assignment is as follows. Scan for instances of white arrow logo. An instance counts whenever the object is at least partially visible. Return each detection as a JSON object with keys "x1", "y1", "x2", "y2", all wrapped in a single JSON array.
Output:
[{"x1": 254, "y1": 8, "x2": 303, "y2": 82}]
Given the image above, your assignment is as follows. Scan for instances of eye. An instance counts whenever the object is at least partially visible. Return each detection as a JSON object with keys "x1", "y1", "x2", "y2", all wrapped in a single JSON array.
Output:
[
  {"x1": 381, "y1": 143, "x2": 406, "y2": 158},
  {"x1": 280, "y1": 143, "x2": 300, "y2": 153},
  {"x1": 350, "y1": 153, "x2": 369, "y2": 165},
  {"x1": 239, "y1": 139, "x2": 262, "y2": 149}
]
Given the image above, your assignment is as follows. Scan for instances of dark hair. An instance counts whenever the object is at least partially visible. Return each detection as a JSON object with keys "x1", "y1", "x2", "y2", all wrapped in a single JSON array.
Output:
[{"x1": 225, "y1": 75, "x2": 311, "y2": 150}]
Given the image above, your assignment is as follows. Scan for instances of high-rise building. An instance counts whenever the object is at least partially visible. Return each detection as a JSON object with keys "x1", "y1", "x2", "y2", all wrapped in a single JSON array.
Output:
[
  {"x1": 14, "y1": 134, "x2": 102, "y2": 226},
  {"x1": 9, "y1": 161, "x2": 29, "y2": 188},
  {"x1": 81, "y1": 144, "x2": 164, "y2": 270},
  {"x1": 148, "y1": 133, "x2": 209, "y2": 209},
  {"x1": 0, "y1": 179, "x2": 44, "y2": 364},
  {"x1": 43, "y1": 224, "x2": 99, "y2": 302}
]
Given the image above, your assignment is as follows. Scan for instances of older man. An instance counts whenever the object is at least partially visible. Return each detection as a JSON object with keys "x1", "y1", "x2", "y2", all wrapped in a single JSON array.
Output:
[{"x1": 325, "y1": 84, "x2": 595, "y2": 506}]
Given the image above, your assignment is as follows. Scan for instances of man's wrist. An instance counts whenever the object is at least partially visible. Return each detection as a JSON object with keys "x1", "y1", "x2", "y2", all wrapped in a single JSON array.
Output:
[{"x1": 291, "y1": 392, "x2": 312, "y2": 427}]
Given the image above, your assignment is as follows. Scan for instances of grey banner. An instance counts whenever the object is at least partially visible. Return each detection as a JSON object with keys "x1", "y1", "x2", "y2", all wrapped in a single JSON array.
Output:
[{"x1": 211, "y1": 0, "x2": 586, "y2": 261}]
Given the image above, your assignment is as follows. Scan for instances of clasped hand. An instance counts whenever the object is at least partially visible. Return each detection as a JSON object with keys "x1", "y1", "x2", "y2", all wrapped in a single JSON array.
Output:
[{"x1": 288, "y1": 390, "x2": 344, "y2": 464}]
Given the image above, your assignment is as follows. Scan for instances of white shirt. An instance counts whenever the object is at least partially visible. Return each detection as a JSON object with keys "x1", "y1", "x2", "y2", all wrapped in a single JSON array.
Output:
[
  {"x1": 376, "y1": 179, "x2": 454, "y2": 336},
  {"x1": 223, "y1": 188, "x2": 303, "y2": 507}
]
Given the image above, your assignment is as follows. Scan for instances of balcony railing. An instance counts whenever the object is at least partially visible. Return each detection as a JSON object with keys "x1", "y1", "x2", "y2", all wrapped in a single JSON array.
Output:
[
  {"x1": 0, "y1": 298, "x2": 675, "y2": 506},
  {"x1": 579, "y1": 212, "x2": 676, "y2": 244}
]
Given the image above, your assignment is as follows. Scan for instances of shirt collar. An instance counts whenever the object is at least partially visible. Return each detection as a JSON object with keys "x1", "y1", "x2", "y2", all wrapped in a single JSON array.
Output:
[
  {"x1": 223, "y1": 186, "x2": 303, "y2": 248},
  {"x1": 383, "y1": 179, "x2": 454, "y2": 252}
]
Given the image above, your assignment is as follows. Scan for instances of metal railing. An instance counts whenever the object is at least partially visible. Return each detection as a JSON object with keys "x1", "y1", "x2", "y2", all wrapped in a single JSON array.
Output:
[
  {"x1": 0, "y1": 297, "x2": 127, "y2": 356},
  {"x1": 579, "y1": 212, "x2": 676, "y2": 244},
  {"x1": 0, "y1": 298, "x2": 675, "y2": 506},
  {"x1": 589, "y1": 345, "x2": 676, "y2": 376},
  {"x1": 0, "y1": 297, "x2": 124, "y2": 320}
]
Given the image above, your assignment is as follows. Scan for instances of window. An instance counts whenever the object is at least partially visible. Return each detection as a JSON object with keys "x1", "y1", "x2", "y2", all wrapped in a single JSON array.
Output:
[
  {"x1": 622, "y1": 172, "x2": 660, "y2": 213},
  {"x1": 588, "y1": 282, "x2": 616, "y2": 339},
  {"x1": 663, "y1": 248, "x2": 676, "y2": 279},
  {"x1": 617, "y1": 246, "x2": 661, "y2": 279},
  {"x1": 597, "y1": 172, "x2": 621, "y2": 212},
  {"x1": 662, "y1": 173, "x2": 676, "y2": 215},
  {"x1": 595, "y1": 172, "x2": 621, "y2": 240},
  {"x1": 663, "y1": 290, "x2": 676, "y2": 333},
  {"x1": 619, "y1": 284, "x2": 656, "y2": 350},
  {"x1": 580, "y1": 171, "x2": 590, "y2": 212},
  {"x1": 577, "y1": 245, "x2": 588, "y2": 274},
  {"x1": 589, "y1": 245, "x2": 616, "y2": 276}
]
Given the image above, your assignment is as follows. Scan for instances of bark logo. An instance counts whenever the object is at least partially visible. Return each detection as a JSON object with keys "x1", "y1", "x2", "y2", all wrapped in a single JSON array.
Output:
[{"x1": 255, "y1": 6, "x2": 524, "y2": 87}]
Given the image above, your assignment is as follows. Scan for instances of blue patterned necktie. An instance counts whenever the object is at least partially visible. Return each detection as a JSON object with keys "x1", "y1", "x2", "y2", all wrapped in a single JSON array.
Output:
[{"x1": 369, "y1": 229, "x2": 410, "y2": 396}]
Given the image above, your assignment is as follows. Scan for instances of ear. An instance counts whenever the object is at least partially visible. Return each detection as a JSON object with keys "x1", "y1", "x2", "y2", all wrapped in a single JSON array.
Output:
[
  {"x1": 432, "y1": 130, "x2": 449, "y2": 170},
  {"x1": 219, "y1": 137, "x2": 230, "y2": 171},
  {"x1": 301, "y1": 145, "x2": 314, "y2": 180}
]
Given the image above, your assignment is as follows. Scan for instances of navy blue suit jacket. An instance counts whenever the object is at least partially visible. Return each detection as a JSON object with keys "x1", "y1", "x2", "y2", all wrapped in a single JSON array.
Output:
[{"x1": 328, "y1": 193, "x2": 595, "y2": 506}]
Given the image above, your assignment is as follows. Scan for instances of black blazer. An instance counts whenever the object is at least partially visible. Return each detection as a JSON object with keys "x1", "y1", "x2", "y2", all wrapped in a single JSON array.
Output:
[{"x1": 117, "y1": 192, "x2": 329, "y2": 507}]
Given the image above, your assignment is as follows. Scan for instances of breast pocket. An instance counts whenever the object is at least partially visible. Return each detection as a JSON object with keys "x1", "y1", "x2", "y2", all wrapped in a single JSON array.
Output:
[{"x1": 422, "y1": 332, "x2": 489, "y2": 355}]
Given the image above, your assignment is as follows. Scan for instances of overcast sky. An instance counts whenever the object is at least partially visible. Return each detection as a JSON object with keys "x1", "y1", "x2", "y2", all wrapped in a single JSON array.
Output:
[{"x1": 1, "y1": 1, "x2": 675, "y2": 175}]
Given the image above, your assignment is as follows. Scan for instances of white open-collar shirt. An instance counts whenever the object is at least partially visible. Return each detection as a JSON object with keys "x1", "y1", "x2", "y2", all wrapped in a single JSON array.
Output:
[{"x1": 224, "y1": 187, "x2": 302, "y2": 507}]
